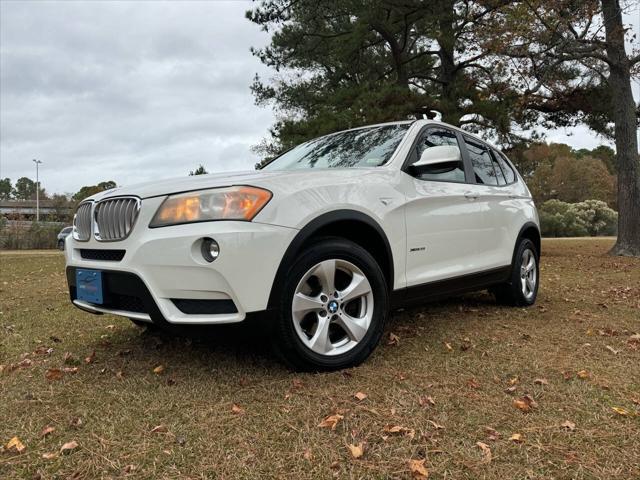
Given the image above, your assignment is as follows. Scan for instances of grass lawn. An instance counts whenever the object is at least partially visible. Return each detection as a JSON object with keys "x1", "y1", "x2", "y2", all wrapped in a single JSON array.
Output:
[{"x1": 1, "y1": 238, "x2": 638, "y2": 479}]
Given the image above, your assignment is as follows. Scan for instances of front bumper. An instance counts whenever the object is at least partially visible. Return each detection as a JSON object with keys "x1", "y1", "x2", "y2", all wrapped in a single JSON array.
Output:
[{"x1": 65, "y1": 196, "x2": 298, "y2": 324}]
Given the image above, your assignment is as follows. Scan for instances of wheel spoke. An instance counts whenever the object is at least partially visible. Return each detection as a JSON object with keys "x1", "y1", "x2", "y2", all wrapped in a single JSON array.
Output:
[
  {"x1": 526, "y1": 276, "x2": 535, "y2": 292},
  {"x1": 313, "y1": 260, "x2": 336, "y2": 294},
  {"x1": 338, "y1": 272, "x2": 371, "y2": 302},
  {"x1": 334, "y1": 313, "x2": 368, "y2": 342},
  {"x1": 292, "y1": 292, "x2": 323, "y2": 316},
  {"x1": 526, "y1": 257, "x2": 535, "y2": 273},
  {"x1": 308, "y1": 314, "x2": 332, "y2": 354}
]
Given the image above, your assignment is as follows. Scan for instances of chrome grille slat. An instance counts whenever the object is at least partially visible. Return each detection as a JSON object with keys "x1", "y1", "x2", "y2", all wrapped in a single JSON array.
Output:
[
  {"x1": 73, "y1": 202, "x2": 92, "y2": 241},
  {"x1": 94, "y1": 197, "x2": 140, "y2": 242}
]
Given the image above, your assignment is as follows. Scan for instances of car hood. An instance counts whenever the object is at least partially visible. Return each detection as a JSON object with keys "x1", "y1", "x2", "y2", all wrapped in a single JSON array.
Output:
[{"x1": 87, "y1": 168, "x2": 391, "y2": 201}]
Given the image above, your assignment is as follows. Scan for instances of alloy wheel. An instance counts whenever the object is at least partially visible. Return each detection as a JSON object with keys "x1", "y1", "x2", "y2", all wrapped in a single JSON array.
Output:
[
  {"x1": 291, "y1": 259, "x2": 374, "y2": 356},
  {"x1": 519, "y1": 248, "x2": 537, "y2": 300}
]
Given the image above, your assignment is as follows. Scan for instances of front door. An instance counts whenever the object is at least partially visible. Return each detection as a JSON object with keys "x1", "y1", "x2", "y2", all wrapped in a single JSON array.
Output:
[{"x1": 401, "y1": 126, "x2": 489, "y2": 287}]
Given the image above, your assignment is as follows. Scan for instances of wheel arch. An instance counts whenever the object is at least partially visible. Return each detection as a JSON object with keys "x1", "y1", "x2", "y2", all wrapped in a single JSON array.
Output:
[
  {"x1": 266, "y1": 210, "x2": 394, "y2": 310},
  {"x1": 514, "y1": 222, "x2": 541, "y2": 263}
]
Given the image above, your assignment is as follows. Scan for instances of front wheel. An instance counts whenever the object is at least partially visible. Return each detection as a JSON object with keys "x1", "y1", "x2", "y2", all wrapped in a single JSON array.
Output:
[
  {"x1": 272, "y1": 237, "x2": 388, "y2": 371},
  {"x1": 492, "y1": 238, "x2": 539, "y2": 306},
  {"x1": 58, "y1": 240, "x2": 65, "y2": 251}
]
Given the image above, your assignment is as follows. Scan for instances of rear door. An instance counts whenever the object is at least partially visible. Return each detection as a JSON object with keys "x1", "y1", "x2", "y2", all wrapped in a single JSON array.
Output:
[
  {"x1": 401, "y1": 126, "x2": 488, "y2": 286},
  {"x1": 460, "y1": 136, "x2": 519, "y2": 269}
]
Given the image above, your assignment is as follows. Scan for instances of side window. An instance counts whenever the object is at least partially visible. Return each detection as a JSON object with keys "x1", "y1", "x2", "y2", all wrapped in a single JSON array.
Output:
[
  {"x1": 464, "y1": 137, "x2": 500, "y2": 186},
  {"x1": 411, "y1": 128, "x2": 465, "y2": 182},
  {"x1": 494, "y1": 151, "x2": 516, "y2": 184}
]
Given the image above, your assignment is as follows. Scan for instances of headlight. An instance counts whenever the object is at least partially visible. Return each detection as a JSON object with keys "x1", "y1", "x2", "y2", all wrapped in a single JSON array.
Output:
[{"x1": 149, "y1": 186, "x2": 272, "y2": 227}]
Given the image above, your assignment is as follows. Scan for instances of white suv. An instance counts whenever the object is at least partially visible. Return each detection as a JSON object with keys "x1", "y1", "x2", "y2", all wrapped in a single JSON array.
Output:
[{"x1": 65, "y1": 120, "x2": 540, "y2": 370}]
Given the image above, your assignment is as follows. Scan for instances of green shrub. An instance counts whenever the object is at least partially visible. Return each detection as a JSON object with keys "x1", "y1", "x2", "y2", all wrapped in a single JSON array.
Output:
[{"x1": 539, "y1": 199, "x2": 617, "y2": 237}]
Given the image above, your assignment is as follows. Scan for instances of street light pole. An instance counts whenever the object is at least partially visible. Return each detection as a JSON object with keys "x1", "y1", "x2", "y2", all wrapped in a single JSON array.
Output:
[{"x1": 32, "y1": 159, "x2": 42, "y2": 222}]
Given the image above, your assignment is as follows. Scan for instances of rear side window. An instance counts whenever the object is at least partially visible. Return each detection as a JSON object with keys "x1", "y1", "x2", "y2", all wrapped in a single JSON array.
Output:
[
  {"x1": 411, "y1": 128, "x2": 465, "y2": 182},
  {"x1": 464, "y1": 137, "x2": 502, "y2": 186},
  {"x1": 494, "y1": 151, "x2": 517, "y2": 184}
]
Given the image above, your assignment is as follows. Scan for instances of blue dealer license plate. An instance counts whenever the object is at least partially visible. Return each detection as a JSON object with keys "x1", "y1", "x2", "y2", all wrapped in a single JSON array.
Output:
[{"x1": 76, "y1": 269, "x2": 104, "y2": 304}]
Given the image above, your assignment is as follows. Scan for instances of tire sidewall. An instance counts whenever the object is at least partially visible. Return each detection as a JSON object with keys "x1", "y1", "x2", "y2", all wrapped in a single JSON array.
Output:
[
  {"x1": 276, "y1": 238, "x2": 388, "y2": 370},
  {"x1": 512, "y1": 239, "x2": 539, "y2": 306}
]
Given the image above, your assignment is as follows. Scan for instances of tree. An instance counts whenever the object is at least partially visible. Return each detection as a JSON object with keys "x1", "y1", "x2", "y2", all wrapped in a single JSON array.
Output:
[
  {"x1": 12, "y1": 177, "x2": 37, "y2": 200},
  {"x1": 72, "y1": 181, "x2": 117, "y2": 202},
  {"x1": 247, "y1": 0, "x2": 532, "y2": 155},
  {"x1": 50, "y1": 194, "x2": 73, "y2": 223},
  {"x1": 0, "y1": 178, "x2": 11, "y2": 199},
  {"x1": 492, "y1": 0, "x2": 639, "y2": 256},
  {"x1": 550, "y1": 156, "x2": 615, "y2": 205},
  {"x1": 189, "y1": 165, "x2": 209, "y2": 176}
]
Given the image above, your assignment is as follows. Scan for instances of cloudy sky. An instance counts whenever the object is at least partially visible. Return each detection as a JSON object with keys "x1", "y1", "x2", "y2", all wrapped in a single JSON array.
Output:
[{"x1": 1, "y1": 1, "x2": 638, "y2": 195}]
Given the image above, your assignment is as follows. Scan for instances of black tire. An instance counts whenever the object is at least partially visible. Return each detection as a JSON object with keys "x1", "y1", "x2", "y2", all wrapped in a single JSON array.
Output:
[
  {"x1": 271, "y1": 237, "x2": 388, "y2": 371},
  {"x1": 58, "y1": 240, "x2": 65, "y2": 251},
  {"x1": 492, "y1": 238, "x2": 539, "y2": 306}
]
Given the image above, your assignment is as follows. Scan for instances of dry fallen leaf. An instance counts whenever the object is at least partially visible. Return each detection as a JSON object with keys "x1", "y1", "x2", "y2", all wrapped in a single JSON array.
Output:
[
  {"x1": 384, "y1": 425, "x2": 405, "y2": 434},
  {"x1": 231, "y1": 404, "x2": 244, "y2": 415},
  {"x1": 427, "y1": 420, "x2": 445, "y2": 430},
  {"x1": 409, "y1": 458, "x2": 429, "y2": 479},
  {"x1": 476, "y1": 441, "x2": 492, "y2": 464},
  {"x1": 153, "y1": 365, "x2": 165, "y2": 375},
  {"x1": 513, "y1": 395, "x2": 537, "y2": 413},
  {"x1": 577, "y1": 370, "x2": 590, "y2": 379},
  {"x1": 63, "y1": 352, "x2": 80, "y2": 365},
  {"x1": 510, "y1": 433, "x2": 524, "y2": 443},
  {"x1": 6, "y1": 436, "x2": 26, "y2": 454},
  {"x1": 418, "y1": 395, "x2": 435, "y2": 407},
  {"x1": 303, "y1": 447, "x2": 313, "y2": 461},
  {"x1": 84, "y1": 351, "x2": 96, "y2": 364},
  {"x1": 612, "y1": 406, "x2": 632, "y2": 416},
  {"x1": 347, "y1": 442, "x2": 364, "y2": 459},
  {"x1": 318, "y1": 414, "x2": 343, "y2": 430},
  {"x1": 485, "y1": 427, "x2": 500, "y2": 441},
  {"x1": 533, "y1": 378, "x2": 549, "y2": 385},
  {"x1": 60, "y1": 440, "x2": 78, "y2": 454},
  {"x1": 41, "y1": 426, "x2": 55, "y2": 438},
  {"x1": 444, "y1": 342, "x2": 453, "y2": 352},
  {"x1": 605, "y1": 345, "x2": 620, "y2": 355},
  {"x1": 150, "y1": 425, "x2": 168, "y2": 434},
  {"x1": 42, "y1": 452, "x2": 57, "y2": 460},
  {"x1": 45, "y1": 368, "x2": 64, "y2": 381},
  {"x1": 354, "y1": 391, "x2": 367, "y2": 401},
  {"x1": 467, "y1": 378, "x2": 481, "y2": 389},
  {"x1": 561, "y1": 420, "x2": 576, "y2": 431},
  {"x1": 387, "y1": 333, "x2": 400, "y2": 346}
]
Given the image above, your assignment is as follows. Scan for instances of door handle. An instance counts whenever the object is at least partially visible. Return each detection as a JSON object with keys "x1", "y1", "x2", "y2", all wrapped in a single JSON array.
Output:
[{"x1": 464, "y1": 192, "x2": 479, "y2": 200}]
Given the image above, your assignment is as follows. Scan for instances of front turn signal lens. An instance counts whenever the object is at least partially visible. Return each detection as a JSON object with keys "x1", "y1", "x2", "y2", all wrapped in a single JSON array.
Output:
[{"x1": 149, "y1": 186, "x2": 272, "y2": 227}]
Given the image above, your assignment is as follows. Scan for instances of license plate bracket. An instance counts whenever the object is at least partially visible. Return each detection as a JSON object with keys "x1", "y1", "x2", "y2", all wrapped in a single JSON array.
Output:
[{"x1": 76, "y1": 269, "x2": 104, "y2": 304}]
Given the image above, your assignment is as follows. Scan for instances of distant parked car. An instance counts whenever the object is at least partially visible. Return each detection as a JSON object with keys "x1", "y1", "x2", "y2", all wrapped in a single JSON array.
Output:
[
  {"x1": 65, "y1": 120, "x2": 540, "y2": 370},
  {"x1": 57, "y1": 226, "x2": 72, "y2": 250}
]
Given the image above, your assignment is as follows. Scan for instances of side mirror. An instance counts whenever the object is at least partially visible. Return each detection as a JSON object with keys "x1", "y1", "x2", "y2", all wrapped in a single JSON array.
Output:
[{"x1": 413, "y1": 145, "x2": 461, "y2": 168}]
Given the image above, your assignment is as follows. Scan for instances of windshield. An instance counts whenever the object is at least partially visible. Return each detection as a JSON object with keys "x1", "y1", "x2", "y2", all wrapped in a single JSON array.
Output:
[{"x1": 262, "y1": 123, "x2": 410, "y2": 171}]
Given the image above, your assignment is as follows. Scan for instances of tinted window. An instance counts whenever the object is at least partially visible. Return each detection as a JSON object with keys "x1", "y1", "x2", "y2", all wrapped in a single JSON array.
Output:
[
  {"x1": 263, "y1": 124, "x2": 410, "y2": 170},
  {"x1": 410, "y1": 128, "x2": 465, "y2": 182},
  {"x1": 494, "y1": 151, "x2": 516, "y2": 184},
  {"x1": 465, "y1": 137, "x2": 500, "y2": 186},
  {"x1": 62, "y1": 227, "x2": 72, "y2": 234}
]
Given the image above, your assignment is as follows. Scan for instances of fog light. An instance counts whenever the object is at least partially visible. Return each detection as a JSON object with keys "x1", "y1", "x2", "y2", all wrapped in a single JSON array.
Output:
[{"x1": 201, "y1": 238, "x2": 219, "y2": 262}]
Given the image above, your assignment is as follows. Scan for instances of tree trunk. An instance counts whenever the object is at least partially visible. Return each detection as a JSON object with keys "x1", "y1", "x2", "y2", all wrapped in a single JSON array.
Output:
[
  {"x1": 601, "y1": 0, "x2": 640, "y2": 256},
  {"x1": 437, "y1": 0, "x2": 460, "y2": 125}
]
